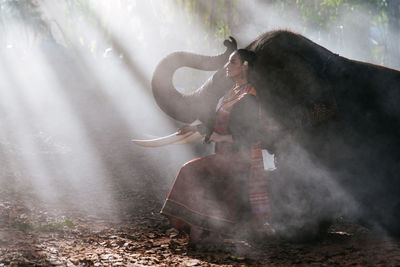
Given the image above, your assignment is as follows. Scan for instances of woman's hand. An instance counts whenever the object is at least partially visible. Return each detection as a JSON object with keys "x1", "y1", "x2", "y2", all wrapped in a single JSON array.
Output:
[
  {"x1": 208, "y1": 132, "x2": 233, "y2": 143},
  {"x1": 177, "y1": 125, "x2": 198, "y2": 135}
]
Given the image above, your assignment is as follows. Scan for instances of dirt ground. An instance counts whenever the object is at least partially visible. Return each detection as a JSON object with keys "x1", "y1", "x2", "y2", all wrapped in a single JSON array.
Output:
[{"x1": 1, "y1": 181, "x2": 400, "y2": 267}]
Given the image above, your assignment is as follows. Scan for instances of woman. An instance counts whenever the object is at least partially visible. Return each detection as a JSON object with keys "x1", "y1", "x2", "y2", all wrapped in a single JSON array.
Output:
[{"x1": 160, "y1": 49, "x2": 272, "y2": 248}]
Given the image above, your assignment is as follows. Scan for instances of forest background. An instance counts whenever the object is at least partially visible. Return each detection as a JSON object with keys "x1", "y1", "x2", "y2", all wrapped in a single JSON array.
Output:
[
  {"x1": 0, "y1": 0, "x2": 399, "y2": 216},
  {"x1": 2, "y1": 0, "x2": 399, "y2": 65}
]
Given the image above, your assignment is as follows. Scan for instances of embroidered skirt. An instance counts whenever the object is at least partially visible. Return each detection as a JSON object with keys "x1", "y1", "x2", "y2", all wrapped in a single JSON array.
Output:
[{"x1": 160, "y1": 150, "x2": 253, "y2": 236}]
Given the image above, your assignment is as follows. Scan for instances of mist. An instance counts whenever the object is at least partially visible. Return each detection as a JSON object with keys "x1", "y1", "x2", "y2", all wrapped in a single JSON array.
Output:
[
  {"x1": 0, "y1": 0, "x2": 199, "y2": 221},
  {"x1": 0, "y1": 0, "x2": 398, "y2": 245}
]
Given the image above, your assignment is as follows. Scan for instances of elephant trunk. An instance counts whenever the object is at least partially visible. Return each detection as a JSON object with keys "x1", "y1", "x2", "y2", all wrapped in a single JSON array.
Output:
[{"x1": 152, "y1": 38, "x2": 236, "y2": 123}]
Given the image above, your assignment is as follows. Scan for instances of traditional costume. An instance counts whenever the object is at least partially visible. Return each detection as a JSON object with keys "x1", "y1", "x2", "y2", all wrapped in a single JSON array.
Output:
[{"x1": 160, "y1": 83, "x2": 270, "y2": 237}]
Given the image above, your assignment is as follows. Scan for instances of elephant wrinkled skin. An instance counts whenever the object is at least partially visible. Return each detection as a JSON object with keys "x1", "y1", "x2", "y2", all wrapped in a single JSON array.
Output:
[{"x1": 152, "y1": 30, "x2": 400, "y2": 240}]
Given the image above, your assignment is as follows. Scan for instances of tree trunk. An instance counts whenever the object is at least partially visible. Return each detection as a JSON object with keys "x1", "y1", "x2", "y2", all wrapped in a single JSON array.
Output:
[
  {"x1": 387, "y1": 0, "x2": 400, "y2": 69},
  {"x1": 210, "y1": 0, "x2": 216, "y2": 31}
]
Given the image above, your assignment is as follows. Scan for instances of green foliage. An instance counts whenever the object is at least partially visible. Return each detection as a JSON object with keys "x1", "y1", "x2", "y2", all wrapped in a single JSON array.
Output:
[
  {"x1": 294, "y1": 0, "x2": 387, "y2": 31},
  {"x1": 155, "y1": 0, "x2": 238, "y2": 49},
  {"x1": 38, "y1": 219, "x2": 75, "y2": 231},
  {"x1": 289, "y1": 0, "x2": 390, "y2": 64},
  {"x1": 0, "y1": 0, "x2": 396, "y2": 65},
  {"x1": 11, "y1": 219, "x2": 75, "y2": 232},
  {"x1": 11, "y1": 222, "x2": 34, "y2": 231}
]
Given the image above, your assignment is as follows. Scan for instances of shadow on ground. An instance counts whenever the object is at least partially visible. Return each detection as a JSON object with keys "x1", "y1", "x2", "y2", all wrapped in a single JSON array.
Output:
[{"x1": 0, "y1": 176, "x2": 400, "y2": 267}]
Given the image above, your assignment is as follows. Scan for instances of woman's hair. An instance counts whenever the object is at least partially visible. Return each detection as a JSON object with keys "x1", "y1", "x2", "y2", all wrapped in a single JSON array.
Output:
[{"x1": 236, "y1": 49, "x2": 256, "y2": 68}]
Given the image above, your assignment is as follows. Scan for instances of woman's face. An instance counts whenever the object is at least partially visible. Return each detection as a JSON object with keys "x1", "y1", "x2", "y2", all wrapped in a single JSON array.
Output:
[{"x1": 225, "y1": 52, "x2": 245, "y2": 79}]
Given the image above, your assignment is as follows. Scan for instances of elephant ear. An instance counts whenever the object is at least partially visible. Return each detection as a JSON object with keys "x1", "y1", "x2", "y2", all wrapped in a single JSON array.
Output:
[{"x1": 251, "y1": 44, "x2": 337, "y2": 151}]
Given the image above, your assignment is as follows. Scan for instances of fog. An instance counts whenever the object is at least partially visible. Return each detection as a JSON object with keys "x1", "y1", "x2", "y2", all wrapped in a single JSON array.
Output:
[{"x1": 0, "y1": 0, "x2": 398, "y2": 239}]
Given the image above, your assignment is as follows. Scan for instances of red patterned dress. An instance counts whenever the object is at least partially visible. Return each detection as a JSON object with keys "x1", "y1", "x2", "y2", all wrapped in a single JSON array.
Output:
[{"x1": 160, "y1": 84, "x2": 270, "y2": 236}]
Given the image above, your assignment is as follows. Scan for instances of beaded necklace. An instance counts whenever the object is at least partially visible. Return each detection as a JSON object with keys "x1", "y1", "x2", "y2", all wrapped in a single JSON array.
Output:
[{"x1": 222, "y1": 83, "x2": 249, "y2": 104}]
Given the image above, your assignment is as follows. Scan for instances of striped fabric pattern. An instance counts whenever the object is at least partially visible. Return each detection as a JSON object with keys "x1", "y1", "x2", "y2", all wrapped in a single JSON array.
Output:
[
  {"x1": 249, "y1": 141, "x2": 271, "y2": 218},
  {"x1": 216, "y1": 84, "x2": 271, "y2": 219}
]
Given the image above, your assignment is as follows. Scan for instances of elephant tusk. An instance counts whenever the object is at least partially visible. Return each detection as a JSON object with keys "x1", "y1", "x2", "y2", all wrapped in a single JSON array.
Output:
[
  {"x1": 172, "y1": 132, "x2": 203, "y2": 145},
  {"x1": 132, "y1": 131, "x2": 202, "y2": 147}
]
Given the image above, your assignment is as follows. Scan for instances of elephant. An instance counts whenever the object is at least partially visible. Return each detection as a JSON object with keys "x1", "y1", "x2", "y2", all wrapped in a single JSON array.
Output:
[{"x1": 151, "y1": 30, "x2": 400, "y2": 240}]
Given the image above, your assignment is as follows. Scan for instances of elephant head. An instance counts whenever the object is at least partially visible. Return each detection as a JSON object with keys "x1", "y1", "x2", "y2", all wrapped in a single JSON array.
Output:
[{"x1": 151, "y1": 37, "x2": 237, "y2": 123}]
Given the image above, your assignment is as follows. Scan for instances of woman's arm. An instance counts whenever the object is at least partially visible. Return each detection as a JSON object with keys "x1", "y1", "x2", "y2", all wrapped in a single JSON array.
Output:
[
  {"x1": 208, "y1": 132, "x2": 233, "y2": 143},
  {"x1": 177, "y1": 120, "x2": 214, "y2": 136},
  {"x1": 177, "y1": 125, "x2": 198, "y2": 135},
  {"x1": 208, "y1": 95, "x2": 260, "y2": 144}
]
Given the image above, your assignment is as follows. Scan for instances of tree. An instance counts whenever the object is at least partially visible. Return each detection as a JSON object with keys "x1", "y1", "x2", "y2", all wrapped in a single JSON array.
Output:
[{"x1": 387, "y1": 0, "x2": 400, "y2": 69}]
